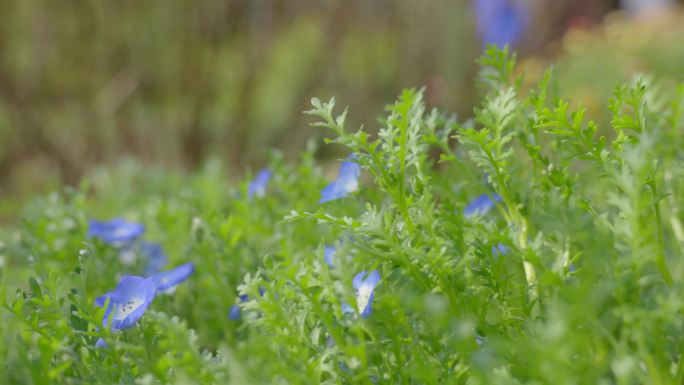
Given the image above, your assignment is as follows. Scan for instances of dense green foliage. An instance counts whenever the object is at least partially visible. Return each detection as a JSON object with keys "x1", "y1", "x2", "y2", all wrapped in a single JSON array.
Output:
[{"x1": 3, "y1": 47, "x2": 684, "y2": 384}]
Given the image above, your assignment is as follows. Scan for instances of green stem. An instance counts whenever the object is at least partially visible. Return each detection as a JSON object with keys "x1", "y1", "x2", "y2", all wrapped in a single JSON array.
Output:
[
  {"x1": 651, "y1": 180, "x2": 673, "y2": 286},
  {"x1": 397, "y1": 110, "x2": 415, "y2": 233},
  {"x1": 484, "y1": 147, "x2": 539, "y2": 310},
  {"x1": 364, "y1": 143, "x2": 414, "y2": 232}
]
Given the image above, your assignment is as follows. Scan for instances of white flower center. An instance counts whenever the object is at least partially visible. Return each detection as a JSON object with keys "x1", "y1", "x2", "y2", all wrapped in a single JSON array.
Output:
[
  {"x1": 118, "y1": 250, "x2": 137, "y2": 265},
  {"x1": 356, "y1": 284, "x2": 373, "y2": 313},
  {"x1": 113, "y1": 227, "x2": 134, "y2": 239},
  {"x1": 113, "y1": 297, "x2": 145, "y2": 321},
  {"x1": 343, "y1": 178, "x2": 358, "y2": 193},
  {"x1": 160, "y1": 286, "x2": 178, "y2": 294}
]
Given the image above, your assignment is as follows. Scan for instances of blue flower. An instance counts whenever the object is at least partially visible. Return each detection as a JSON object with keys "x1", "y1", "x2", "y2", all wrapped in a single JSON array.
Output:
[
  {"x1": 95, "y1": 276, "x2": 157, "y2": 331},
  {"x1": 342, "y1": 270, "x2": 381, "y2": 318},
  {"x1": 228, "y1": 305, "x2": 240, "y2": 320},
  {"x1": 149, "y1": 262, "x2": 195, "y2": 293},
  {"x1": 473, "y1": 0, "x2": 527, "y2": 48},
  {"x1": 248, "y1": 168, "x2": 272, "y2": 199},
  {"x1": 324, "y1": 246, "x2": 336, "y2": 268},
  {"x1": 228, "y1": 288, "x2": 266, "y2": 320},
  {"x1": 88, "y1": 218, "x2": 145, "y2": 246},
  {"x1": 492, "y1": 244, "x2": 509, "y2": 256},
  {"x1": 463, "y1": 193, "x2": 502, "y2": 218},
  {"x1": 320, "y1": 157, "x2": 361, "y2": 203},
  {"x1": 141, "y1": 242, "x2": 168, "y2": 276},
  {"x1": 228, "y1": 294, "x2": 249, "y2": 320}
]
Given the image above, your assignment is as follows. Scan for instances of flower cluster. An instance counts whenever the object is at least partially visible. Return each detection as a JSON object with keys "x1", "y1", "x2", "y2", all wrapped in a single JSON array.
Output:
[
  {"x1": 95, "y1": 262, "x2": 194, "y2": 346},
  {"x1": 92, "y1": 157, "x2": 509, "y2": 340},
  {"x1": 89, "y1": 218, "x2": 174, "y2": 276},
  {"x1": 233, "y1": 156, "x2": 383, "y2": 320},
  {"x1": 89, "y1": 218, "x2": 195, "y2": 345}
]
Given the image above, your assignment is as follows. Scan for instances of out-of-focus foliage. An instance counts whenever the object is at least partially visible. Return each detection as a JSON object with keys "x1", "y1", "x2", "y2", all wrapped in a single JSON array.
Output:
[
  {"x1": 0, "y1": 0, "x2": 638, "y2": 203},
  {"x1": 0, "y1": 0, "x2": 478, "y2": 198},
  {"x1": 522, "y1": 10, "x2": 684, "y2": 128},
  {"x1": 3, "y1": 46, "x2": 684, "y2": 384}
]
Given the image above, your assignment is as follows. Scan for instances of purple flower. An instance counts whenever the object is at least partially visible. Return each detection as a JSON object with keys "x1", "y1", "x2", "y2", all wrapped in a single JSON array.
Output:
[
  {"x1": 149, "y1": 262, "x2": 195, "y2": 293},
  {"x1": 473, "y1": 0, "x2": 528, "y2": 48},
  {"x1": 95, "y1": 276, "x2": 157, "y2": 331},
  {"x1": 342, "y1": 270, "x2": 381, "y2": 318},
  {"x1": 141, "y1": 242, "x2": 168, "y2": 276},
  {"x1": 320, "y1": 157, "x2": 360, "y2": 203},
  {"x1": 88, "y1": 218, "x2": 145, "y2": 246},
  {"x1": 248, "y1": 168, "x2": 272, "y2": 199},
  {"x1": 464, "y1": 193, "x2": 502, "y2": 218}
]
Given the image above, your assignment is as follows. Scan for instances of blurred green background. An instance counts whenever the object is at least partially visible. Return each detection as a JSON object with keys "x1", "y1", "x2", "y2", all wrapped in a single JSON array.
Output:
[{"x1": 1, "y1": 0, "x2": 682, "y2": 212}]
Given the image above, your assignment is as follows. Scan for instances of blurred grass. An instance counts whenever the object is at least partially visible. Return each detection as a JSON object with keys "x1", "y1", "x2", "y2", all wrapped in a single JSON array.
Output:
[
  {"x1": 0, "y1": 0, "x2": 478, "y2": 201},
  {"x1": 3, "y1": 1, "x2": 684, "y2": 217}
]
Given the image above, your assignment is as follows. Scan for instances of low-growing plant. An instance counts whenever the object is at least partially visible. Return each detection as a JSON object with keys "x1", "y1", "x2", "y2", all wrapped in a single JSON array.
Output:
[{"x1": 2, "y1": 46, "x2": 684, "y2": 384}]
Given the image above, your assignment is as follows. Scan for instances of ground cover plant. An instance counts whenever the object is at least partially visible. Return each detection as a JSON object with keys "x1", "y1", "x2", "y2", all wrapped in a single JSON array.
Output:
[{"x1": 2, "y1": 46, "x2": 684, "y2": 384}]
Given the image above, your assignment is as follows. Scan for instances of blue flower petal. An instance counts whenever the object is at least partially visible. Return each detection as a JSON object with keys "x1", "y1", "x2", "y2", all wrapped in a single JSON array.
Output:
[
  {"x1": 341, "y1": 303, "x2": 354, "y2": 315},
  {"x1": 141, "y1": 242, "x2": 168, "y2": 276},
  {"x1": 96, "y1": 276, "x2": 157, "y2": 331},
  {"x1": 95, "y1": 292, "x2": 113, "y2": 308},
  {"x1": 363, "y1": 270, "x2": 381, "y2": 288},
  {"x1": 95, "y1": 338, "x2": 108, "y2": 348},
  {"x1": 348, "y1": 270, "x2": 380, "y2": 317},
  {"x1": 324, "y1": 246, "x2": 336, "y2": 268},
  {"x1": 228, "y1": 304, "x2": 241, "y2": 320},
  {"x1": 228, "y1": 294, "x2": 252, "y2": 320},
  {"x1": 319, "y1": 157, "x2": 360, "y2": 203},
  {"x1": 149, "y1": 262, "x2": 195, "y2": 293},
  {"x1": 492, "y1": 244, "x2": 510, "y2": 256},
  {"x1": 319, "y1": 183, "x2": 339, "y2": 204},
  {"x1": 352, "y1": 271, "x2": 368, "y2": 290},
  {"x1": 359, "y1": 291, "x2": 375, "y2": 318},
  {"x1": 474, "y1": 0, "x2": 528, "y2": 48},
  {"x1": 337, "y1": 161, "x2": 360, "y2": 188},
  {"x1": 248, "y1": 168, "x2": 272, "y2": 199},
  {"x1": 463, "y1": 193, "x2": 501, "y2": 218},
  {"x1": 88, "y1": 218, "x2": 145, "y2": 245}
]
